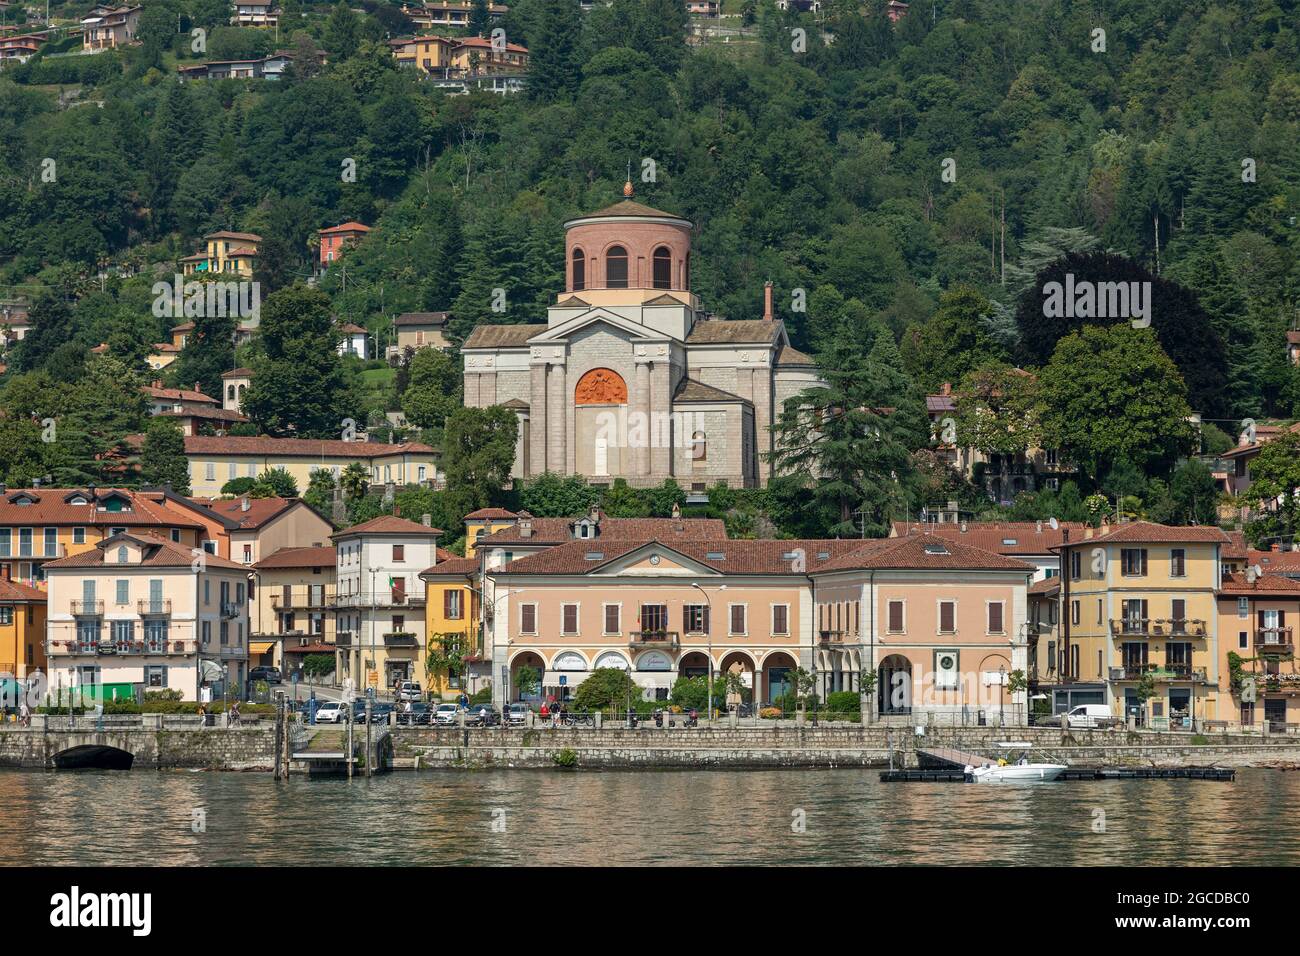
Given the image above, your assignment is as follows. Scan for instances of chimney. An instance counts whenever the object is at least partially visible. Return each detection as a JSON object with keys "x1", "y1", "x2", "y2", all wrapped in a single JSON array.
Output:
[
  {"x1": 421, "y1": 513, "x2": 432, "y2": 528},
  {"x1": 193, "y1": 382, "x2": 200, "y2": 394},
  {"x1": 1273, "y1": 543, "x2": 1282, "y2": 553},
  {"x1": 959, "y1": 521, "x2": 967, "y2": 533},
  {"x1": 241, "y1": 496, "x2": 250, "y2": 512},
  {"x1": 671, "y1": 502, "x2": 681, "y2": 519},
  {"x1": 763, "y1": 281, "x2": 773, "y2": 321},
  {"x1": 941, "y1": 382, "x2": 952, "y2": 396},
  {"x1": 1036, "y1": 520, "x2": 1043, "y2": 533},
  {"x1": 1084, "y1": 527, "x2": 1093, "y2": 540},
  {"x1": 520, "y1": 514, "x2": 533, "y2": 538}
]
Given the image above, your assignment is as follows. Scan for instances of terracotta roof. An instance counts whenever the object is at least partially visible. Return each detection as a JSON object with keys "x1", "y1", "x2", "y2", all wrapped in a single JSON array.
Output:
[
  {"x1": 1223, "y1": 531, "x2": 1248, "y2": 561},
  {"x1": 253, "y1": 545, "x2": 336, "y2": 569},
  {"x1": 43, "y1": 532, "x2": 244, "y2": 570},
  {"x1": 891, "y1": 521, "x2": 1085, "y2": 556},
  {"x1": 144, "y1": 385, "x2": 218, "y2": 405},
  {"x1": 156, "y1": 407, "x2": 248, "y2": 423},
  {"x1": 183, "y1": 436, "x2": 435, "y2": 458},
  {"x1": 1288, "y1": 331, "x2": 1300, "y2": 345},
  {"x1": 685, "y1": 320, "x2": 783, "y2": 346},
  {"x1": 464, "y1": 508, "x2": 517, "y2": 520},
  {"x1": 1247, "y1": 550, "x2": 1300, "y2": 571},
  {"x1": 1062, "y1": 521, "x2": 1231, "y2": 547},
  {"x1": 0, "y1": 579, "x2": 45, "y2": 602},
  {"x1": 776, "y1": 343, "x2": 816, "y2": 366},
  {"x1": 1219, "y1": 571, "x2": 1300, "y2": 594},
  {"x1": 477, "y1": 515, "x2": 727, "y2": 545},
  {"x1": 926, "y1": 394, "x2": 956, "y2": 413},
  {"x1": 494, "y1": 538, "x2": 870, "y2": 576},
  {"x1": 284, "y1": 641, "x2": 336, "y2": 654},
  {"x1": 571, "y1": 199, "x2": 690, "y2": 223},
  {"x1": 202, "y1": 496, "x2": 308, "y2": 530},
  {"x1": 204, "y1": 230, "x2": 262, "y2": 242},
  {"x1": 0, "y1": 489, "x2": 204, "y2": 530},
  {"x1": 1028, "y1": 577, "x2": 1060, "y2": 595},
  {"x1": 555, "y1": 295, "x2": 590, "y2": 308},
  {"x1": 674, "y1": 379, "x2": 750, "y2": 404},
  {"x1": 394, "y1": 312, "x2": 449, "y2": 327},
  {"x1": 644, "y1": 294, "x2": 683, "y2": 306},
  {"x1": 815, "y1": 534, "x2": 1035, "y2": 574},
  {"x1": 454, "y1": 35, "x2": 528, "y2": 53},
  {"x1": 320, "y1": 222, "x2": 370, "y2": 235},
  {"x1": 338, "y1": 323, "x2": 367, "y2": 334},
  {"x1": 461, "y1": 324, "x2": 546, "y2": 349},
  {"x1": 420, "y1": 556, "x2": 479, "y2": 577},
  {"x1": 333, "y1": 516, "x2": 443, "y2": 537},
  {"x1": 222, "y1": 368, "x2": 253, "y2": 378}
]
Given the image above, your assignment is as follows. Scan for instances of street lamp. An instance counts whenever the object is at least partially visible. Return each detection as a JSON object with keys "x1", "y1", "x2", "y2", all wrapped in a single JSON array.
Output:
[
  {"x1": 689, "y1": 582, "x2": 725, "y2": 721},
  {"x1": 998, "y1": 664, "x2": 1006, "y2": 729}
]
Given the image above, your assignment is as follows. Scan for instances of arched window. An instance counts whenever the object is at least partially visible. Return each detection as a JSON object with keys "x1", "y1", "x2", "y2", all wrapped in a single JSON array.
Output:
[
  {"x1": 226, "y1": 384, "x2": 235, "y2": 401},
  {"x1": 571, "y1": 248, "x2": 585, "y2": 291},
  {"x1": 652, "y1": 246, "x2": 672, "y2": 290},
  {"x1": 691, "y1": 430, "x2": 707, "y2": 461},
  {"x1": 605, "y1": 245, "x2": 628, "y2": 288},
  {"x1": 117, "y1": 547, "x2": 128, "y2": 563}
]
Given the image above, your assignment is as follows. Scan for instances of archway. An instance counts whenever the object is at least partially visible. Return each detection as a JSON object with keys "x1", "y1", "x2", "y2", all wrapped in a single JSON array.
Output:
[
  {"x1": 763, "y1": 652, "x2": 798, "y2": 708},
  {"x1": 719, "y1": 651, "x2": 756, "y2": 709},
  {"x1": 574, "y1": 368, "x2": 628, "y2": 478},
  {"x1": 678, "y1": 651, "x2": 711, "y2": 680},
  {"x1": 53, "y1": 745, "x2": 134, "y2": 770},
  {"x1": 509, "y1": 651, "x2": 545, "y2": 703},
  {"x1": 878, "y1": 654, "x2": 913, "y2": 716}
]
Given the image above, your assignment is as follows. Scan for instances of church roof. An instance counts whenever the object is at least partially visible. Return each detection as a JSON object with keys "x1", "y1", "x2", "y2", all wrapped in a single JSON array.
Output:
[
  {"x1": 685, "y1": 319, "x2": 784, "y2": 345},
  {"x1": 462, "y1": 324, "x2": 546, "y2": 349},
  {"x1": 674, "y1": 378, "x2": 751, "y2": 404},
  {"x1": 776, "y1": 343, "x2": 816, "y2": 366},
  {"x1": 555, "y1": 295, "x2": 590, "y2": 308},
  {"x1": 574, "y1": 199, "x2": 690, "y2": 223}
]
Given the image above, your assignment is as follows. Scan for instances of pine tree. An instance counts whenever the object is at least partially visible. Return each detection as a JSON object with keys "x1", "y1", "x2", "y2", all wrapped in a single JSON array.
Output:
[
  {"x1": 140, "y1": 418, "x2": 191, "y2": 494},
  {"x1": 527, "y1": 0, "x2": 583, "y2": 103}
]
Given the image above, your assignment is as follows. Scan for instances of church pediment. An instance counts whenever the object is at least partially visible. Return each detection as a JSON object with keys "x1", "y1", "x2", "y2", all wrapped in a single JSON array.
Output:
[
  {"x1": 594, "y1": 542, "x2": 724, "y2": 578},
  {"x1": 531, "y1": 309, "x2": 672, "y2": 345}
]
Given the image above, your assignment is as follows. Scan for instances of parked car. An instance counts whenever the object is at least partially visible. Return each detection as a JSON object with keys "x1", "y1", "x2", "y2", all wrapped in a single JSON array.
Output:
[
  {"x1": 465, "y1": 703, "x2": 500, "y2": 727},
  {"x1": 249, "y1": 666, "x2": 282, "y2": 684},
  {"x1": 395, "y1": 680, "x2": 423, "y2": 702},
  {"x1": 432, "y1": 703, "x2": 461, "y2": 726},
  {"x1": 504, "y1": 702, "x2": 529, "y2": 726},
  {"x1": 315, "y1": 701, "x2": 347, "y2": 724},
  {"x1": 397, "y1": 702, "x2": 430, "y2": 725},
  {"x1": 351, "y1": 699, "x2": 394, "y2": 723},
  {"x1": 1066, "y1": 704, "x2": 1117, "y2": 729}
]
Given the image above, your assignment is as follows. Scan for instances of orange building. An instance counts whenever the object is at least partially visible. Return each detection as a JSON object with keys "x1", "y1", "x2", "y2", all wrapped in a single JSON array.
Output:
[
  {"x1": 0, "y1": 578, "x2": 46, "y2": 679},
  {"x1": 318, "y1": 222, "x2": 371, "y2": 267}
]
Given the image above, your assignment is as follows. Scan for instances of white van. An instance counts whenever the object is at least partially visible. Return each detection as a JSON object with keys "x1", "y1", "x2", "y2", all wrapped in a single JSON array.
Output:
[{"x1": 1066, "y1": 704, "x2": 1115, "y2": 729}]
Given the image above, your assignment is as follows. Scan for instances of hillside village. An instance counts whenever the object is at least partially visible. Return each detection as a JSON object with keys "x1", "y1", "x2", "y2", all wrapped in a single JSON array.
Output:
[{"x1": 0, "y1": 0, "x2": 1298, "y2": 735}]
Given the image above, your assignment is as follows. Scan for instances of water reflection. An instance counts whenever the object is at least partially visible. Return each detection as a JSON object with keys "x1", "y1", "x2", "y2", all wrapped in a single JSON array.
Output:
[{"x1": 0, "y1": 769, "x2": 1291, "y2": 866}]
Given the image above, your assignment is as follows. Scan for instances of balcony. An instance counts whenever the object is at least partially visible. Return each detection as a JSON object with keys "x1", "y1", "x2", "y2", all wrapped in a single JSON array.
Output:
[
  {"x1": 271, "y1": 589, "x2": 335, "y2": 611},
  {"x1": 137, "y1": 599, "x2": 172, "y2": 617},
  {"x1": 383, "y1": 632, "x2": 418, "y2": 648},
  {"x1": 1109, "y1": 665, "x2": 1207, "y2": 683},
  {"x1": 220, "y1": 601, "x2": 242, "y2": 620},
  {"x1": 49, "y1": 639, "x2": 195, "y2": 657},
  {"x1": 629, "y1": 630, "x2": 679, "y2": 650},
  {"x1": 1109, "y1": 618, "x2": 1151, "y2": 637},
  {"x1": 818, "y1": 629, "x2": 845, "y2": 645},
  {"x1": 332, "y1": 592, "x2": 425, "y2": 609},
  {"x1": 1255, "y1": 627, "x2": 1294, "y2": 654},
  {"x1": 1111, "y1": 618, "x2": 1207, "y2": 639},
  {"x1": 335, "y1": 631, "x2": 354, "y2": 648},
  {"x1": 70, "y1": 600, "x2": 104, "y2": 616}
]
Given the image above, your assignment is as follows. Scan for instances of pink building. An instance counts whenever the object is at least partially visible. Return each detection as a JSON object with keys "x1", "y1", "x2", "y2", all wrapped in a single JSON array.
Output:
[
  {"x1": 485, "y1": 530, "x2": 1032, "y2": 721},
  {"x1": 318, "y1": 222, "x2": 371, "y2": 267}
]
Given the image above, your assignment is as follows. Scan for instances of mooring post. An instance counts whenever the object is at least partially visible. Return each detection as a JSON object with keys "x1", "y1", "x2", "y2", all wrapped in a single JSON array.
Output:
[
  {"x1": 273, "y1": 696, "x2": 283, "y2": 779},
  {"x1": 346, "y1": 710, "x2": 354, "y2": 780},
  {"x1": 365, "y1": 698, "x2": 373, "y2": 778}
]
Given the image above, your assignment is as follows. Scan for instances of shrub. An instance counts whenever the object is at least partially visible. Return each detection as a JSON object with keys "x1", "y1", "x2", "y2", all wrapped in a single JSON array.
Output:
[
  {"x1": 825, "y1": 691, "x2": 861, "y2": 715},
  {"x1": 759, "y1": 706, "x2": 783, "y2": 719},
  {"x1": 552, "y1": 748, "x2": 578, "y2": 768}
]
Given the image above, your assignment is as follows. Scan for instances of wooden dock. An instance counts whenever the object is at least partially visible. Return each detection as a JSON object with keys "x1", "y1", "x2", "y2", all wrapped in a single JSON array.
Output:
[
  {"x1": 881, "y1": 767, "x2": 1236, "y2": 782},
  {"x1": 915, "y1": 746, "x2": 994, "y2": 769}
]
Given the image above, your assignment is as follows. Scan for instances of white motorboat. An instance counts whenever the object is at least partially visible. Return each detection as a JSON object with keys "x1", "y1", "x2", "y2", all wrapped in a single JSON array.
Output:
[
  {"x1": 965, "y1": 742, "x2": 1066, "y2": 782},
  {"x1": 967, "y1": 761, "x2": 1066, "y2": 783}
]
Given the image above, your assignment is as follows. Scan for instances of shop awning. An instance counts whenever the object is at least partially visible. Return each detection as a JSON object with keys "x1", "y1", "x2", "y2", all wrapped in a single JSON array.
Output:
[
  {"x1": 250, "y1": 642, "x2": 275, "y2": 656},
  {"x1": 543, "y1": 670, "x2": 587, "y2": 687}
]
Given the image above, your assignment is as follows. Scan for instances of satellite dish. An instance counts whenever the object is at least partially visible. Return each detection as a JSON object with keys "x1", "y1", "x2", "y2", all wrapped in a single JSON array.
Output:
[
  {"x1": 1048, "y1": 517, "x2": 1059, "y2": 530},
  {"x1": 1253, "y1": 564, "x2": 1264, "y2": 578}
]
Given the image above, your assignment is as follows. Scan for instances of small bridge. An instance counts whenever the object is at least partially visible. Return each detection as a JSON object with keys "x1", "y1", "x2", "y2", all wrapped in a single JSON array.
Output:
[
  {"x1": 0, "y1": 715, "x2": 276, "y2": 770},
  {"x1": 291, "y1": 726, "x2": 391, "y2": 775}
]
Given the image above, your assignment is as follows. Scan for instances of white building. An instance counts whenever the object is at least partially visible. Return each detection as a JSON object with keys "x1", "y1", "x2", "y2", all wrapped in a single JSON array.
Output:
[
  {"x1": 43, "y1": 532, "x2": 251, "y2": 703},
  {"x1": 331, "y1": 515, "x2": 443, "y2": 691}
]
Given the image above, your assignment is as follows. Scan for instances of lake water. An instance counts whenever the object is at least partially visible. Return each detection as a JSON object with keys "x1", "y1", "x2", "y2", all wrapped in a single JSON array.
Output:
[{"x1": 0, "y1": 768, "x2": 1293, "y2": 866}]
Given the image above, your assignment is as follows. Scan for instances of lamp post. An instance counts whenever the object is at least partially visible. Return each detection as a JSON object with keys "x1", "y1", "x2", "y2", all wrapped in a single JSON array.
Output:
[
  {"x1": 998, "y1": 664, "x2": 1006, "y2": 729},
  {"x1": 689, "y1": 582, "x2": 725, "y2": 721}
]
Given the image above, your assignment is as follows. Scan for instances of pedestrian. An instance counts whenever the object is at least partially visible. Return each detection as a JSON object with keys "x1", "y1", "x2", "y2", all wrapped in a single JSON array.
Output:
[
  {"x1": 229, "y1": 700, "x2": 240, "y2": 726},
  {"x1": 18, "y1": 696, "x2": 29, "y2": 728},
  {"x1": 539, "y1": 701, "x2": 550, "y2": 720}
]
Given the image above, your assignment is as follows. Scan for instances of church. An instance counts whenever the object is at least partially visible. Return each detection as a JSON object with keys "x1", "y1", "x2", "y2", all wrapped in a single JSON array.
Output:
[{"x1": 461, "y1": 184, "x2": 822, "y2": 489}]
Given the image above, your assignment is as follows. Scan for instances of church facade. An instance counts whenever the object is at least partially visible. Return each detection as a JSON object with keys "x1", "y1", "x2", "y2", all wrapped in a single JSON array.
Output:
[{"x1": 461, "y1": 188, "x2": 821, "y2": 489}]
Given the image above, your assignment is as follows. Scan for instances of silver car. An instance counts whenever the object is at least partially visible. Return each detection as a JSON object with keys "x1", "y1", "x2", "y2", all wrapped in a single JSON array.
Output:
[{"x1": 432, "y1": 703, "x2": 460, "y2": 726}]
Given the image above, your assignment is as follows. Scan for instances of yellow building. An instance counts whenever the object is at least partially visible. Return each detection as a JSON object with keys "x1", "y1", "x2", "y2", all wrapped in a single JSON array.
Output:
[
  {"x1": 0, "y1": 578, "x2": 47, "y2": 679},
  {"x1": 1217, "y1": 571, "x2": 1300, "y2": 731},
  {"x1": 250, "y1": 545, "x2": 337, "y2": 672},
  {"x1": 390, "y1": 35, "x2": 455, "y2": 72},
  {"x1": 184, "y1": 435, "x2": 441, "y2": 498},
  {"x1": 419, "y1": 555, "x2": 479, "y2": 699},
  {"x1": 180, "y1": 231, "x2": 262, "y2": 276},
  {"x1": 1058, "y1": 521, "x2": 1228, "y2": 727},
  {"x1": 462, "y1": 508, "x2": 519, "y2": 558}
]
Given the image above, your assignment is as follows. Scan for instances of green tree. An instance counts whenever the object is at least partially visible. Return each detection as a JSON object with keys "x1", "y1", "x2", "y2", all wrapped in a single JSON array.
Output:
[
  {"x1": 441, "y1": 406, "x2": 518, "y2": 523},
  {"x1": 572, "y1": 667, "x2": 639, "y2": 712},
  {"x1": 401, "y1": 348, "x2": 463, "y2": 430},
  {"x1": 323, "y1": 1, "x2": 361, "y2": 60},
  {"x1": 250, "y1": 466, "x2": 299, "y2": 498},
  {"x1": 303, "y1": 468, "x2": 338, "y2": 516},
  {"x1": 527, "y1": 0, "x2": 583, "y2": 102},
  {"x1": 520, "y1": 472, "x2": 599, "y2": 517},
  {"x1": 340, "y1": 461, "x2": 370, "y2": 502},
  {"x1": 243, "y1": 285, "x2": 360, "y2": 437},
  {"x1": 168, "y1": 307, "x2": 236, "y2": 402},
  {"x1": 468, "y1": 0, "x2": 491, "y2": 35},
  {"x1": 1037, "y1": 325, "x2": 1196, "y2": 480},
  {"x1": 902, "y1": 287, "x2": 1006, "y2": 393},
  {"x1": 140, "y1": 417, "x2": 190, "y2": 494},
  {"x1": 953, "y1": 363, "x2": 1042, "y2": 456}
]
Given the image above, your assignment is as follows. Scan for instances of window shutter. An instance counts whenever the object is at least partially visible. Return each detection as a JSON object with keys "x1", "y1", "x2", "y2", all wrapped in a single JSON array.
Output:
[
  {"x1": 773, "y1": 605, "x2": 787, "y2": 635},
  {"x1": 563, "y1": 605, "x2": 577, "y2": 633},
  {"x1": 731, "y1": 605, "x2": 745, "y2": 634},
  {"x1": 988, "y1": 602, "x2": 1003, "y2": 633},
  {"x1": 888, "y1": 601, "x2": 903, "y2": 632},
  {"x1": 1281, "y1": 610, "x2": 1287, "y2": 627},
  {"x1": 1258, "y1": 610, "x2": 1266, "y2": 630},
  {"x1": 521, "y1": 604, "x2": 535, "y2": 633},
  {"x1": 1140, "y1": 550, "x2": 1148, "y2": 575},
  {"x1": 444, "y1": 590, "x2": 454, "y2": 617},
  {"x1": 940, "y1": 602, "x2": 954, "y2": 632},
  {"x1": 605, "y1": 605, "x2": 619, "y2": 634},
  {"x1": 701, "y1": 605, "x2": 709, "y2": 634}
]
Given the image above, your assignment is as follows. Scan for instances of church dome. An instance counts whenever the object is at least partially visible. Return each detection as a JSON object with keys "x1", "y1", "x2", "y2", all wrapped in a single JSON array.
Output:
[{"x1": 563, "y1": 187, "x2": 693, "y2": 295}]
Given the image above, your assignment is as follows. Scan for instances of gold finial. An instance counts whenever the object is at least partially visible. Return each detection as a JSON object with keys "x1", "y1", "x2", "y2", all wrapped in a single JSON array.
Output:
[{"x1": 623, "y1": 179, "x2": 634, "y2": 198}]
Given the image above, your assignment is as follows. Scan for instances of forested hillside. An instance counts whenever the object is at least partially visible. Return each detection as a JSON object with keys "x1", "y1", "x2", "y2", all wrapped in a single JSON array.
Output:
[{"x1": 0, "y1": 0, "x2": 1297, "y2": 539}]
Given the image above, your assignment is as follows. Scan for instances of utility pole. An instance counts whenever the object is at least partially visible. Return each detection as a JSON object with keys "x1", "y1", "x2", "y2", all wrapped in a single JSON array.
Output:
[
  {"x1": 1000, "y1": 191, "x2": 1006, "y2": 286},
  {"x1": 1153, "y1": 213, "x2": 1161, "y2": 275},
  {"x1": 364, "y1": 697, "x2": 373, "y2": 777}
]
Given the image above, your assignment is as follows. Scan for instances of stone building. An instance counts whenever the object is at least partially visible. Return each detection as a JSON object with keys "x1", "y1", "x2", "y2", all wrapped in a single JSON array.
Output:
[{"x1": 461, "y1": 184, "x2": 821, "y2": 489}]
